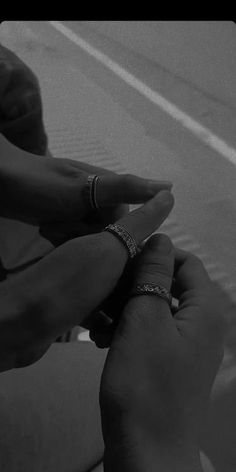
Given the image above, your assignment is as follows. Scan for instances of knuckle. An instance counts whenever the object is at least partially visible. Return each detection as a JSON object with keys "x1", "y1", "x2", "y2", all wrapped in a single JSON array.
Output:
[
  {"x1": 137, "y1": 262, "x2": 172, "y2": 280},
  {"x1": 122, "y1": 174, "x2": 135, "y2": 191}
]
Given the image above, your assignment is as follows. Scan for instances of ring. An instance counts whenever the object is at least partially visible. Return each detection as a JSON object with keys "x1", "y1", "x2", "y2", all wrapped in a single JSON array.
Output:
[
  {"x1": 83, "y1": 174, "x2": 100, "y2": 211},
  {"x1": 104, "y1": 223, "x2": 138, "y2": 259},
  {"x1": 130, "y1": 282, "x2": 172, "y2": 306}
]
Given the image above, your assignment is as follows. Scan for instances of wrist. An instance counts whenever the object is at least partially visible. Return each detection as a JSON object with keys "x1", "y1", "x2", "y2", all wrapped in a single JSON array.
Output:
[
  {"x1": 104, "y1": 438, "x2": 202, "y2": 472},
  {"x1": 102, "y1": 418, "x2": 202, "y2": 472}
]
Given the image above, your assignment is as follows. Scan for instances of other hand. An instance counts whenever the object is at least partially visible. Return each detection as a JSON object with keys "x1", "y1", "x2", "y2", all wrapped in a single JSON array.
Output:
[{"x1": 99, "y1": 234, "x2": 226, "y2": 471}]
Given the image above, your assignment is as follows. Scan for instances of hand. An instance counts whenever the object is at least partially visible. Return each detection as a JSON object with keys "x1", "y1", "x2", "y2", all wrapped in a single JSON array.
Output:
[
  {"x1": 40, "y1": 159, "x2": 130, "y2": 243},
  {"x1": 0, "y1": 191, "x2": 174, "y2": 371},
  {"x1": 39, "y1": 161, "x2": 172, "y2": 244},
  {"x1": 99, "y1": 234, "x2": 226, "y2": 472},
  {"x1": 0, "y1": 46, "x2": 172, "y2": 242},
  {"x1": 0, "y1": 133, "x2": 172, "y2": 239}
]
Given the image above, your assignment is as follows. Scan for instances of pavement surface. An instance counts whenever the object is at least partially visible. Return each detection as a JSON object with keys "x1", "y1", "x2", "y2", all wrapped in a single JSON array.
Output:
[{"x1": 0, "y1": 21, "x2": 236, "y2": 472}]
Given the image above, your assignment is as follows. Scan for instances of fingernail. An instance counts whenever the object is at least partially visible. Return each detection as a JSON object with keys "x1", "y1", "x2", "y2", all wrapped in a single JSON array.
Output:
[
  {"x1": 154, "y1": 190, "x2": 173, "y2": 204},
  {"x1": 156, "y1": 234, "x2": 173, "y2": 255}
]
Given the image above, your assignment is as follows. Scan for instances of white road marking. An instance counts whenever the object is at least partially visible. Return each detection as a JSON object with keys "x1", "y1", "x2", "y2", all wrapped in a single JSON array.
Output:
[{"x1": 49, "y1": 21, "x2": 236, "y2": 167}]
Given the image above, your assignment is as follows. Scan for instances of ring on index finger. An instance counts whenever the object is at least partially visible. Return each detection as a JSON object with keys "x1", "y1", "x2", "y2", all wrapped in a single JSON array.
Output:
[{"x1": 104, "y1": 223, "x2": 138, "y2": 259}]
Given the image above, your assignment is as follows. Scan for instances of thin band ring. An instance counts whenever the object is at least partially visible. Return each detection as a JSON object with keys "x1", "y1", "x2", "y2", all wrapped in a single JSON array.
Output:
[
  {"x1": 92, "y1": 175, "x2": 100, "y2": 210},
  {"x1": 104, "y1": 223, "x2": 138, "y2": 259},
  {"x1": 130, "y1": 282, "x2": 172, "y2": 306},
  {"x1": 83, "y1": 174, "x2": 100, "y2": 211}
]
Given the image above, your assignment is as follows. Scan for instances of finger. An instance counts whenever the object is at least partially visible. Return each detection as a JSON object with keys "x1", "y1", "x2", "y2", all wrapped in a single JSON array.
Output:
[
  {"x1": 71, "y1": 159, "x2": 116, "y2": 176},
  {"x1": 89, "y1": 311, "x2": 114, "y2": 348},
  {"x1": 40, "y1": 220, "x2": 101, "y2": 237},
  {"x1": 107, "y1": 204, "x2": 129, "y2": 222},
  {"x1": 96, "y1": 173, "x2": 173, "y2": 207},
  {"x1": 98, "y1": 204, "x2": 129, "y2": 226},
  {"x1": 117, "y1": 234, "x2": 177, "y2": 341},
  {"x1": 133, "y1": 234, "x2": 175, "y2": 289},
  {"x1": 113, "y1": 190, "x2": 174, "y2": 248},
  {"x1": 82, "y1": 309, "x2": 112, "y2": 331},
  {"x1": 39, "y1": 220, "x2": 102, "y2": 245},
  {"x1": 99, "y1": 258, "x2": 136, "y2": 321},
  {"x1": 173, "y1": 249, "x2": 227, "y2": 347},
  {"x1": 173, "y1": 248, "x2": 211, "y2": 298}
]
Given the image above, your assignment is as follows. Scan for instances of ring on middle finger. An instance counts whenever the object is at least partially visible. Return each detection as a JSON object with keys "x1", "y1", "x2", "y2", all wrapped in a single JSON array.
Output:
[
  {"x1": 130, "y1": 282, "x2": 172, "y2": 306},
  {"x1": 83, "y1": 174, "x2": 100, "y2": 211}
]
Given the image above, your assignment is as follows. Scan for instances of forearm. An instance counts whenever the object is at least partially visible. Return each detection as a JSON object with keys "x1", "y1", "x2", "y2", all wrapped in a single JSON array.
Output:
[
  {"x1": 0, "y1": 342, "x2": 105, "y2": 471},
  {"x1": 0, "y1": 233, "x2": 119, "y2": 370},
  {"x1": 102, "y1": 417, "x2": 203, "y2": 472},
  {"x1": 0, "y1": 247, "x2": 86, "y2": 348},
  {"x1": 103, "y1": 439, "x2": 203, "y2": 472},
  {"x1": 104, "y1": 453, "x2": 203, "y2": 472}
]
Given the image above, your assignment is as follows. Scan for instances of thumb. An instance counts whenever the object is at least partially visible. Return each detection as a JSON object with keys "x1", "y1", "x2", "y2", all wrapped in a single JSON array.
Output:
[{"x1": 115, "y1": 234, "x2": 177, "y2": 343}]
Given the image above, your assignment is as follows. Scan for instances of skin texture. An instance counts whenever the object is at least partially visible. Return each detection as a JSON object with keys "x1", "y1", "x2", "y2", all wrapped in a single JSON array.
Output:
[
  {"x1": 99, "y1": 234, "x2": 226, "y2": 472},
  {"x1": 0, "y1": 48, "x2": 173, "y2": 373},
  {"x1": 0, "y1": 191, "x2": 174, "y2": 371},
  {"x1": 0, "y1": 133, "x2": 172, "y2": 242}
]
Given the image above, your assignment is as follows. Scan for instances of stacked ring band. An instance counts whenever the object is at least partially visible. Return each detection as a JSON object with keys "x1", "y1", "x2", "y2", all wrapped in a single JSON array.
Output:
[
  {"x1": 83, "y1": 174, "x2": 100, "y2": 211},
  {"x1": 104, "y1": 223, "x2": 138, "y2": 259},
  {"x1": 130, "y1": 282, "x2": 172, "y2": 306}
]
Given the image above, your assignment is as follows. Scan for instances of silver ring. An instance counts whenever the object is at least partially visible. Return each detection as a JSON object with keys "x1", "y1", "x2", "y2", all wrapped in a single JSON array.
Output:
[
  {"x1": 130, "y1": 282, "x2": 172, "y2": 306},
  {"x1": 104, "y1": 223, "x2": 138, "y2": 259},
  {"x1": 83, "y1": 175, "x2": 100, "y2": 211},
  {"x1": 92, "y1": 175, "x2": 100, "y2": 209}
]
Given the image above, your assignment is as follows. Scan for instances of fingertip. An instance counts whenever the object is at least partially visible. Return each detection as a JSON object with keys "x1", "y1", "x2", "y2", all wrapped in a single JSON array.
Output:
[
  {"x1": 97, "y1": 174, "x2": 174, "y2": 207},
  {"x1": 174, "y1": 248, "x2": 211, "y2": 291},
  {"x1": 153, "y1": 190, "x2": 175, "y2": 208},
  {"x1": 169, "y1": 191, "x2": 175, "y2": 208},
  {"x1": 145, "y1": 233, "x2": 173, "y2": 254}
]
